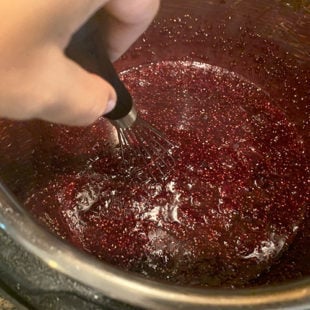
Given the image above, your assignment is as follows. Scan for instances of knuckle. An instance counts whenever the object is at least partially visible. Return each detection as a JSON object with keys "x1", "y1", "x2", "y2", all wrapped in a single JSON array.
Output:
[
  {"x1": 113, "y1": 0, "x2": 160, "y2": 25},
  {"x1": 26, "y1": 88, "x2": 55, "y2": 119},
  {"x1": 137, "y1": 0, "x2": 160, "y2": 22},
  {"x1": 83, "y1": 101, "x2": 105, "y2": 125}
]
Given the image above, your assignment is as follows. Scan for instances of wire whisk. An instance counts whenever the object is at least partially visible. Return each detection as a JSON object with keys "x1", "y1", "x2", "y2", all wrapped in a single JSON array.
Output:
[
  {"x1": 111, "y1": 107, "x2": 175, "y2": 182},
  {"x1": 67, "y1": 18, "x2": 175, "y2": 181},
  {"x1": 98, "y1": 49, "x2": 175, "y2": 181}
]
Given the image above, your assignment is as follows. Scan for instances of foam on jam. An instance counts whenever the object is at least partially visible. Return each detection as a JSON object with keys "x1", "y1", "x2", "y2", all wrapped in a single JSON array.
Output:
[{"x1": 23, "y1": 61, "x2": 308, "y2": 287}]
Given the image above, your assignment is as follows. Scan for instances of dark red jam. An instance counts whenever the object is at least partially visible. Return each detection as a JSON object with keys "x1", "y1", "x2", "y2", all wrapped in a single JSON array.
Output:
[{"x1": 21, "y1": 60, "x2": 308, "y2": 287}]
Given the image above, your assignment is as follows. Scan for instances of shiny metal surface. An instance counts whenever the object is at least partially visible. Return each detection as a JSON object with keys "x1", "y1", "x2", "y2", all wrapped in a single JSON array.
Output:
[{"x1": 110, "y1": 105, "x2": 137, "y2": 129}]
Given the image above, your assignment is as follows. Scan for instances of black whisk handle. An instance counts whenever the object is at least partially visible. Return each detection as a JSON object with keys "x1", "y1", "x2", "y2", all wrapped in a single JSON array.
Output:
[
  {"x1": 97, "y1": 51, "x2": 134, "y2": 121},
  {"x1": 66, "y1": 18, "x2": 133, "y2": 121}
]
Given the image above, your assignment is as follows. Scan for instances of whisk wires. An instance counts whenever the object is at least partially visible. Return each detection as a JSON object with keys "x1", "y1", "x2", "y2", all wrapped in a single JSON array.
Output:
[{"x1": 115, "y1": 116, "x2": 175, "y2": 182}]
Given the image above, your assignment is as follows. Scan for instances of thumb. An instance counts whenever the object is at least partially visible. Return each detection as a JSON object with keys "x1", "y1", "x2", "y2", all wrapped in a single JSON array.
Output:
[{"x1": 36, "y1": 48, "x2": 117, "y2": 126}]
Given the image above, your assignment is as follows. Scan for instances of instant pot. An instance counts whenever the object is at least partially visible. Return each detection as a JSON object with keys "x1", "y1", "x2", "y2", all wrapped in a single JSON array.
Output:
[{"x1": 0, "y1": 0, "x2": 309, "y2": 309}]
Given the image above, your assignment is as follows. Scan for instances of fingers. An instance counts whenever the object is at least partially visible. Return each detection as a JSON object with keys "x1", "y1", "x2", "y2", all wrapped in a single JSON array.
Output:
[
  {"x1": 105, "y1": 0, "x2": 160, "y2": 25},
  {"x1": 102, "y1": 0, "x2": 160, "y2": 60},
  {"x1": 40, "y1": 49, "x2": 117, "y2": 126},
  {"x1": 0, "y1": 56, "x2": 117, "y2": 127},
  {"x1": 0, "y1": 0, "x2": 159, "y2": 126}
]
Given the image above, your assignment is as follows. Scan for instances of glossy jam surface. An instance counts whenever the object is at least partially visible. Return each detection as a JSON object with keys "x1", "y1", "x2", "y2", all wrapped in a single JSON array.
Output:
[{"x1": 21, "y1": 61, "x2": 308, "y2": 287}]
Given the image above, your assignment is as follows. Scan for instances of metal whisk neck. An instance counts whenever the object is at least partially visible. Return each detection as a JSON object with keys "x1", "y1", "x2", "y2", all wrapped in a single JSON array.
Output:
[
  {"x1": 111, "y1": 113, "x2": 176, "y2": 182},
  {"x1": 109, "y1": 105, "x2": 138, "y2": 129}
]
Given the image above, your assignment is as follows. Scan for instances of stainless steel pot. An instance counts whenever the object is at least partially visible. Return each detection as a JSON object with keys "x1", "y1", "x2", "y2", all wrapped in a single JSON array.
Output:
[{"x1": 0, "y1": 0, "x2": 309, "y2": 309}]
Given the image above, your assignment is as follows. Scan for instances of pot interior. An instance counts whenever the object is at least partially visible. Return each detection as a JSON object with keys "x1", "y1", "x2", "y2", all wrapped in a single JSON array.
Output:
[{"x1": 0, "y1": 0, "x2": 309, "y2": 291}]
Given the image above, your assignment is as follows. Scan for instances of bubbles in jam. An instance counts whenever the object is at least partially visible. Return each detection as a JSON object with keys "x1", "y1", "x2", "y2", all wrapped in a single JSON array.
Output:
[{"x1": 23, "y1": 61, "x2": 308, "y2": 287}]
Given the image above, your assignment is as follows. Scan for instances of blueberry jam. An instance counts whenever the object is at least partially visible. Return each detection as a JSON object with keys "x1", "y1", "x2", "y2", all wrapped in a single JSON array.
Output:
[{"x1": 20, "y1": 60, "x2": 308, "y2": 287}]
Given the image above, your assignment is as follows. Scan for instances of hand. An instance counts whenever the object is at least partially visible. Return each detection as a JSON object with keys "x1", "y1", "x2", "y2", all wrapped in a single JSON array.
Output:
[{"x1": 0, "y1": 0, "x2": 160, "y2": 126}]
